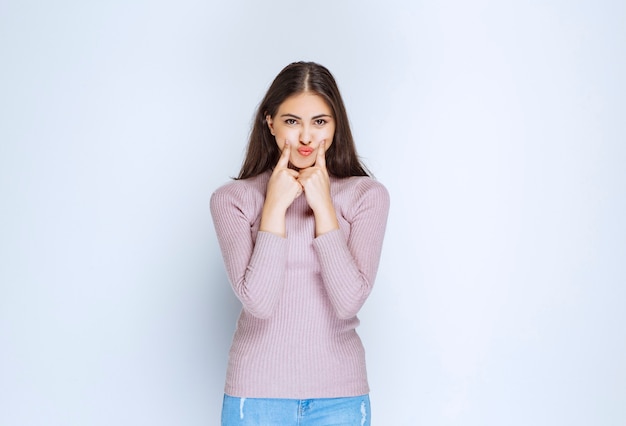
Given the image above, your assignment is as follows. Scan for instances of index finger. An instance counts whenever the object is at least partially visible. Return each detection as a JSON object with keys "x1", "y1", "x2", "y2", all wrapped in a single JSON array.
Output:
[
  {"x1": 276, "y1": 140, "x2": 291, "y2": 169},
  {"x1": 315, "y1": 140, "x2": 327, "y2": 169}
]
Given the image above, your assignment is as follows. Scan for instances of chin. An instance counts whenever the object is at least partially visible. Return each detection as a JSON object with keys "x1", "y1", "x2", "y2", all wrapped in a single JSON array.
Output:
[{"x1": 290, "y1": 158, "x2": 315, "y2": 170}]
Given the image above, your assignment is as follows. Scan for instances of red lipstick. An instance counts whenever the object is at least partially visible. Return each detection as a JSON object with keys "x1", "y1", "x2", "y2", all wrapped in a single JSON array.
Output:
[{"x1": 297, "y1": 147, "x2": 314, "y2": 156}]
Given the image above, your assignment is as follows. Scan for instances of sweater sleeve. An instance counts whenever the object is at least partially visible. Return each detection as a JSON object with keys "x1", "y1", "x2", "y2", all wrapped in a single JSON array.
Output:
[
  {"x1": 210, "y1": 182, "x2": 286, "y2": 319},
  {"x1": 313, "y1": 179, "x2": 390, "y2": 319}
]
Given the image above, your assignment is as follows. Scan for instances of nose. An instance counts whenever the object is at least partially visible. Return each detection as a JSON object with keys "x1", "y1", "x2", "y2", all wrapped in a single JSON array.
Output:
[{"x1": 299, "y1": 126, "x2": 312, "y2": 145}]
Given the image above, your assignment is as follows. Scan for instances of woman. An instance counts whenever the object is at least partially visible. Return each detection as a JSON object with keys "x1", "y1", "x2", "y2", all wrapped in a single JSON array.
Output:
[{"x1": 211, "y1": 61, "x2": 389, "y2": 425}]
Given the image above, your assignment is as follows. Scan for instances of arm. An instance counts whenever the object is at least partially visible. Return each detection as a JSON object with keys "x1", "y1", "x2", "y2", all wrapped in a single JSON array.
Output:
[
  {"x1": 313, "y1": 179, "x2": 390, "y2": 319},
  {"x1": 210, "y1": 143, "x2": 302, "y2": 319},
  {"x1": 210, "y1": 183, "x2": 287, "y2": 319}
]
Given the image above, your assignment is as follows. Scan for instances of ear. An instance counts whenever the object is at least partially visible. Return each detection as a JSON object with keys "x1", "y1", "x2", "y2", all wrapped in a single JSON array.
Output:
[{"x1": 266, "y1": 114, "x2": 275, "y2": 135}]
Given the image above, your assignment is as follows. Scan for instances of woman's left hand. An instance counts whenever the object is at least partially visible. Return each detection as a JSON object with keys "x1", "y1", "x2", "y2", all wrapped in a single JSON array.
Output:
[
  {"x1": 297, "y1": 141, "x2": 339, "y2": 235},
  {"x1": 297, "y1": 141, "x2": 331, "y2": 211}
]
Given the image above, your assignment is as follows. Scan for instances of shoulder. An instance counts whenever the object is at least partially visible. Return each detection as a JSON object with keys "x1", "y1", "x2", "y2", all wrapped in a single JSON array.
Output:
[
  {"x1": 333, "y1": 175, "x2": 389, "y2": 200},
  {"x1": 210, "y1": 173, "x2": 269, "y2": 214},
  {"x1": 332, "y1": 176, "x2": 390, "y2": 214}
]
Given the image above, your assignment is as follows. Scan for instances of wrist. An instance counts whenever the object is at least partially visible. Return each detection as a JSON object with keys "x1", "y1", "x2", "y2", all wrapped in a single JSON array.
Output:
[
  {"x1": 313, "y1": 204, "x2": 339, "y2": 237},
  {"x1": 260, "y1": 204, "x2": 287, "y2": 238}
]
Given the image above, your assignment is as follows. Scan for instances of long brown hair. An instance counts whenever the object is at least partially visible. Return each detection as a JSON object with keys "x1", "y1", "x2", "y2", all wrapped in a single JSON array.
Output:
[{"x1": 237, "y1": 62, "x2": 370, "y2": 179}]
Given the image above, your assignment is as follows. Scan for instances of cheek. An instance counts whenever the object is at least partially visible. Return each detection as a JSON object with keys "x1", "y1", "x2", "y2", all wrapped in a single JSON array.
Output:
[
  {"x1": 273, "y1": 127, "x2": 299, "y2": 144},
  {"x1": 321, "y1": 128, "x2": 335, "y2": 147}
]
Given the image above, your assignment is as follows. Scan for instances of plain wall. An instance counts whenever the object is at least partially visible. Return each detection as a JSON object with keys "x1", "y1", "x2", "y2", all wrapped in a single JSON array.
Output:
[{"x1": 1, "y1": 0, "x2": 624, "y2": 424}]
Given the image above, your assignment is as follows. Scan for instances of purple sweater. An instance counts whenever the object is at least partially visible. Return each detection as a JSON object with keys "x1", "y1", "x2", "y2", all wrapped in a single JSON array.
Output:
[{"x1": 210, "y1": 171, "x2": 389, "y2": 399}]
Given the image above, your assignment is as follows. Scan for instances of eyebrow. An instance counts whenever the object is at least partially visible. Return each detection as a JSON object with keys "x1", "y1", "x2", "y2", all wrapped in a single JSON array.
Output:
[{"x1": 280, "y1": 113, "x2": 333, "y2": 120}]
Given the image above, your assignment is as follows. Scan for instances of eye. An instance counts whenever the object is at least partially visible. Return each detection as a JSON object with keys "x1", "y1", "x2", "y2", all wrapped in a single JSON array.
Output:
[
  {"x1": 314, "y1": 119, "x2": 327, "y2": 126},
  {"x1": 284, "y1": 118, "x2": 297, "y2": 125}
]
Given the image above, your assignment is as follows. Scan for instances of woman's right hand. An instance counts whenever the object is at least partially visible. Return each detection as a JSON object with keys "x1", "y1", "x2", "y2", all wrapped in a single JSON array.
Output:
[{"x1": 259, "y1": 141, "x2": 302, "y2": 236}]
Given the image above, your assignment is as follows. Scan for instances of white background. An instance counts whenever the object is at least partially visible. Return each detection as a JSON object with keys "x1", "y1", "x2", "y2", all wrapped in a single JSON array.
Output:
[{"x1": 1, "y1": 0, "x2": 624, "y2": 424}]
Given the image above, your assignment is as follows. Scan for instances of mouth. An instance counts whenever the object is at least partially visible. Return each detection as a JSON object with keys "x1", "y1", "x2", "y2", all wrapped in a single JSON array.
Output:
[{"x1": 297, "y1": 147, "x2": 314, "y2": 156}]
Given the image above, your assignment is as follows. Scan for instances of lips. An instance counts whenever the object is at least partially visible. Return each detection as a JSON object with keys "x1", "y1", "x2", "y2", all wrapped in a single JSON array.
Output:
[{"x1": 297, "y1": 147, "x2": 314, "y2": 156}]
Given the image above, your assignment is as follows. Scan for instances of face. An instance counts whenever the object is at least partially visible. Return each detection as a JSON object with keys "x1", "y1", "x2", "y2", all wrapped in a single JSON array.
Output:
[{"x1": 266, "y1": 92, "x2": 335, "y2": 169}]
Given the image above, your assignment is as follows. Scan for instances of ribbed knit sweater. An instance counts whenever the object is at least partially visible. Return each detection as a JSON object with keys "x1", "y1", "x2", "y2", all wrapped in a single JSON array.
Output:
[{"x1": 210, "y1": 171, "x2": 389, "y2": 399}]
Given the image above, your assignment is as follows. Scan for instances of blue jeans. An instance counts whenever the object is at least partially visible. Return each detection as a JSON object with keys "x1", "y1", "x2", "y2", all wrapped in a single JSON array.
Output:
[{"x1": 221, "y1": 394, "x2": 371, "y2": 425}]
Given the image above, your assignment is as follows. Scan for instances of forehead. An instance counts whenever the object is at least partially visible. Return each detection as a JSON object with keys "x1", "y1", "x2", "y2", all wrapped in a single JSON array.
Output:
[{"x1": 277, "y1": 92, "x2": 332, "y2": 115}]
